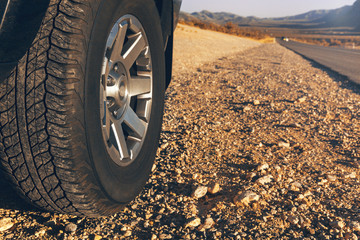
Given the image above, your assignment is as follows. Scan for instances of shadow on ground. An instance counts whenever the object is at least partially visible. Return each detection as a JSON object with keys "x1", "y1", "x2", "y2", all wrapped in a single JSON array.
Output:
[{"x1": 0, "y1": 170, "x2": 37, "y2": 212}]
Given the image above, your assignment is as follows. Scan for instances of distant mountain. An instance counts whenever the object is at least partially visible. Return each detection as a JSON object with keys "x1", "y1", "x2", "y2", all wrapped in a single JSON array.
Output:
[
  {"x1": 315, "y1": 0, "x2": 360, "y2": 29},
  {"x1": 180, "y1": 10, "x2": 262, "y2": 25},
  {"x1": 181, "y1": 0, "x2": 360, "y2": 31},
  {"x1": 273, "y1": 10, "x2": 333, "y2": 21}
]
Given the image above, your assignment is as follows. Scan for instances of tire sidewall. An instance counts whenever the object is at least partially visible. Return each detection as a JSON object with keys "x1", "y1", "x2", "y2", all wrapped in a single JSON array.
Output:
[{"x1": 85, "y1": 0, "x2": 165, "y2": 203}]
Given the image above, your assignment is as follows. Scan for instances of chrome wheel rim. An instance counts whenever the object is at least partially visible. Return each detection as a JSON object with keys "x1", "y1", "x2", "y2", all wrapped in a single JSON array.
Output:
[{"x1": 100, "y1": 15, "x2": 152, "y2": 167}]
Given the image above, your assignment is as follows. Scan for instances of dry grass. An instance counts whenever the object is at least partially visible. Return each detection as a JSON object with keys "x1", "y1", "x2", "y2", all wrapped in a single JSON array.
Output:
[{"x1": 173, "y1": 24, "x2": 261, "y2": 74}]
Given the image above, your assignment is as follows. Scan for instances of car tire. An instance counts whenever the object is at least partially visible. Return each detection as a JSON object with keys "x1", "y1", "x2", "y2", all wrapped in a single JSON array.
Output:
[{"x1": 0, "y1": 0, "x2": 165, "y2": 217}]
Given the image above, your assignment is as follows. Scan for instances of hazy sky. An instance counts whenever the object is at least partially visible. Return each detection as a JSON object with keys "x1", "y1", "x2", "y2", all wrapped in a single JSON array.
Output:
[{"x1": 181, "y1": 0, "x2": 357, "y2": 18}]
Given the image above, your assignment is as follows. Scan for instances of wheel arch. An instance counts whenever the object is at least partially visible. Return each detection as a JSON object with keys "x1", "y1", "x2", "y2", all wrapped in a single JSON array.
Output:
[{"x1": 153, "y1": 0, "x2": 174, "y2": 88}]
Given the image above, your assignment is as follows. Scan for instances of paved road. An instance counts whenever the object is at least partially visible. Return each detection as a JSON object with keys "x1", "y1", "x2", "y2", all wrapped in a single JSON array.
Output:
[{"x1": 278, "y1": 38, "x2": 360, "y2": 84}]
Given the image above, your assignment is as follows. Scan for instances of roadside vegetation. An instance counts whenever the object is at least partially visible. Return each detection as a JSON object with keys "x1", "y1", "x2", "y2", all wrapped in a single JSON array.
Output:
[
  {"x1": 178, "y1": 19, "x2": 274, "y2": 42},
  {"x1": 179, "y1": 18, "x2": 360, "y2": 49},
  {"x1": 291, "y1": 36, "x2": 360, "y2": 49}
]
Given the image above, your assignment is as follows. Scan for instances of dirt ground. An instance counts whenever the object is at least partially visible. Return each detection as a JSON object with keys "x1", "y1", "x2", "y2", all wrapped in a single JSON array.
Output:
[{"x1": 1, "y1": 25, "x2": 360, "y2": 239}]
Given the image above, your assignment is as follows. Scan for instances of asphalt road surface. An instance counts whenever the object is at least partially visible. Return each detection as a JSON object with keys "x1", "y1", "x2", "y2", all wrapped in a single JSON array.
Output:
[{"x1": 278, "y1": 38, "x2": 360, "y2": 84}]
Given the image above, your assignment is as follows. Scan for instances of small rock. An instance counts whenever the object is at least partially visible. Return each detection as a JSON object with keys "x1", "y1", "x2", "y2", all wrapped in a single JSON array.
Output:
[
  {"x1": 159, "y1": 234, "x2": 172, "y2": 239},
  {"x1": 288, "y1": 215, "x2": 299, "y2": 225},
  {"x1": 344, "y1": 232, "x2": 358, "y2": 240},
  {"x1": 300, "y1": 217, "x2": 312, "y2": 228},
  {"x1": 330, "y1": 220, "x2": 345, "y2": 229},
  {"x1": 349, "y1": 221, "x2": 360, "y2": 231},
  {"x1": 278, "y1": 141, "x2": 290, "y2": 148},
  {"x1": 192, "y1": 186, "x2": 207, "y2": 199},
  {"x1": 192, "y1": 173, "x2": 201, "y2": 180},
  {"x1": 274, "y1": 165, "x2": 281, "y2": 171},
  {"x1": 253, "y1": 100, "x2": 260, "y2": 105},
  {"x1": 207, "y1": 182, "x2": 220, "y2": 194},
  {"x1": 199, "y1": 218, "x2": 215, "y2": 231},
  {"x1": 151, "y1": 234, "x2": 157, "y2": 240},
  {"x1": 243, "y1": 106, "x2": 251, "y2": 111},
  {"x1": 124, "y1": 230, "x2": 132, "y2": 237},
  {"x1": 94, "y1": 235, "x2": 103, "y2": 240},
  {"x1": 256, "y1": 175, "x2": 273, "y2": 185},
  {"x1": 326, "y1": 175, "x2": 337, "y2": 182},
  {"x1": 185, "y1": 217, "x2": 201, "y2": 228},
  {"x1": 151, "y1": 164, "x2": 156, "y2": 172},
  {"x1": 318, "y1": 179, "x2": 328, "y2": 185},
  {"x1": 145, "y1": 213, "x2": 153, "y2": 220},
  {"x1": 257, "y1": 163, "x2": 269, "y2": 171},
  {"x1": 297, "y1": 97, "x2": 307, "y2": 103},
  {"x1": 34, "y1": 228, "x2": 47, "y2": 237},
  {"x1": 0, "y1": 218, "x2": 14, "y2": 232},
  {"x1": 246, "y1": 172, "x2": 257, "y2": 181},
  {"x1": 175, "y1": 168, "x2": 182, "y2": 175},
  {"x1": 65, "y1": 223, "x2": 77, "y2": 233},
  {"x1": 233, "y1": 191, "x2": 260, "y2": 206},
  {"x1": 290, "y1": 181, "x2": 302, "y2": 192},
  {"x1": 344, "y1": 172, "x2": 357, "y2": 179}
]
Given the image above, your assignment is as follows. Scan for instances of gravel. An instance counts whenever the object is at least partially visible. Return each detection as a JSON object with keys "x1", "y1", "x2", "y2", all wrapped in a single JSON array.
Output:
[{"x1": 1, "y1": 34, "x2": 360, "y2": 239}]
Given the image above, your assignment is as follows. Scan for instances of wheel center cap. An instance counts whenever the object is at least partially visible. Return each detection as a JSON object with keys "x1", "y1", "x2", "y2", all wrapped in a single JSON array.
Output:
[
  {"x1": 108, "y1": 62, "x2": 130, "y2": 119},
  {"x1": 118, "y1": 76, "x2": 128, "y2": 101},
  {"x1": 119, "y1": 82, "x2": 126, "y2": 98}
]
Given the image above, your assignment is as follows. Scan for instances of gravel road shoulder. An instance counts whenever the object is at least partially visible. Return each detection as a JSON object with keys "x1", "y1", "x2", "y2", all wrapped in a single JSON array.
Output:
[{"x1": 0, "y1": 29, "x2": 360, "y2": 239}]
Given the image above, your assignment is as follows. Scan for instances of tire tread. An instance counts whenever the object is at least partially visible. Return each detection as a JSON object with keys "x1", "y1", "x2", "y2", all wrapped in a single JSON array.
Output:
[{"x1": 0, "y1": 0, "x2": 114, "y2": 216}]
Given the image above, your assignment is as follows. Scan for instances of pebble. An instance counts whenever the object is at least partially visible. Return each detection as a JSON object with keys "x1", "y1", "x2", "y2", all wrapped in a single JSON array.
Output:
[
  {"x1": 344, "y1": 233, "x2": 358, "y2": 240},
  {"x1": 297, "y1": 96, "x2": 307, "y2": 103},
  {"x1": 288, "y1": 215, "x2": 299, "y2": 225},
  {"x1": 159, "y1": 233, "x2": 172, "y2": 239},
  {"x1": 192, "y1": 186, "x2": 208, "y2": 199},
  {"x1": 233, "y1": 191, "x2": 260, "y2": 206},
  {"x1": 344, "y1": 172, "x2": 357, "y2": 179},
  {"x1": 93, "y1": 235, "x2": 102, "y2": 240},
  {"x1": 65, "y1": 223, "x2": 78, "y2": 233},
  {"x1": 0, "y1": 218, "x2": 14, "y2": 232},
  {"x1": 246, "y1": 172, "x2": 257, "y2": 181},
  {"x1": 256, "y1": 175, "x2": 273, "y2": 185},
  {"x1": 185, "y1": 217, "x2": 201, "y2": 228},
  {"x1": 253, "y1": 100, "x2": 260, "y2": 105},
  {"x1": 257, "y1": 163, "x2": 269, "y2": 171},
  {"x1": 34, "y1": 228, "x2": 47, "y2": 237},
  {"x1": 344, "y1": 233, "x2": 359, "y2": 240},
  {"x1": 278, "y1": 141, "x2": 290, "y2": 148},
  {"x1": 243, "y1": 106, "x2": 251, "y2": 111},
  {"x1": 207, "y1": 182, "x2": 220, "y2": 194},
  {"x1": 290, "y1": 181, "x2": 302, "y2": 192},
  {"x1": 330, "y1": 220, "x2": 345, "y2": 229},
  {"x1": 349, "y1": 221, "x2": 360, "y2": 231},
  {"x1": 198, "y1": 218, "x2": 215, "y2": 231},
  {"x1": 124, "y1": 230, "x2": 132, "y2": 237},
  {"x1": 326, "y1": 175, "x2": 337, "y2": 182},
  {"x1": 151, "y1": 234, "x2": 157, "y2": 240}
]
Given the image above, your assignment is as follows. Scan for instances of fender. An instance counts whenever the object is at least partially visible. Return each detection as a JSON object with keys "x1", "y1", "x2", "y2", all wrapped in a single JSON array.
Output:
[{"x1": 155, "y1": 0, "x2": 182, "y2": 88}]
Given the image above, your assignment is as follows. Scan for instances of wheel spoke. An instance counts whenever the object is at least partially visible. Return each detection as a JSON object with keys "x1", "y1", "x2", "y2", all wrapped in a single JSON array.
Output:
[
  {"x1": 129, "y1": 76, "x2": 151, "y2": 96},
  {"x1": 112, "y1": 121, "x2": 130, "y2": 159},
  {"x1": 107, "y1": 22, "x2": 128, "y2": 63},
  {"x1": 123, "y1": 34, "x2": 146, "y2": 69},
  {"x1": 103, "y1": 108, "x2": 111, "y2": 140},
  {"x1": 108, "y1": 69, "x2": 121, "y2": 81},
  {"x1": 123, "y1": 107, "x2": 146, "y2": 139}
]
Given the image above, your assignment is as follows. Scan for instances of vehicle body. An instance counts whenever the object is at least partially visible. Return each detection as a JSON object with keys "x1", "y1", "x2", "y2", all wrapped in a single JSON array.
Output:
[{"x1": 0, "y1": 0, "x2": 181, "y2": 217}]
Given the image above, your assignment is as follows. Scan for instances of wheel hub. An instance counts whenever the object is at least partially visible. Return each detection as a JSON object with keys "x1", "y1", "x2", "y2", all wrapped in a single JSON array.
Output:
[
  {"x1": 100, "y1": 15, "x2": 153, "y2": 167},
  {"x1": 107, "y1": 62, "x2": 130, "y2": 119}
]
